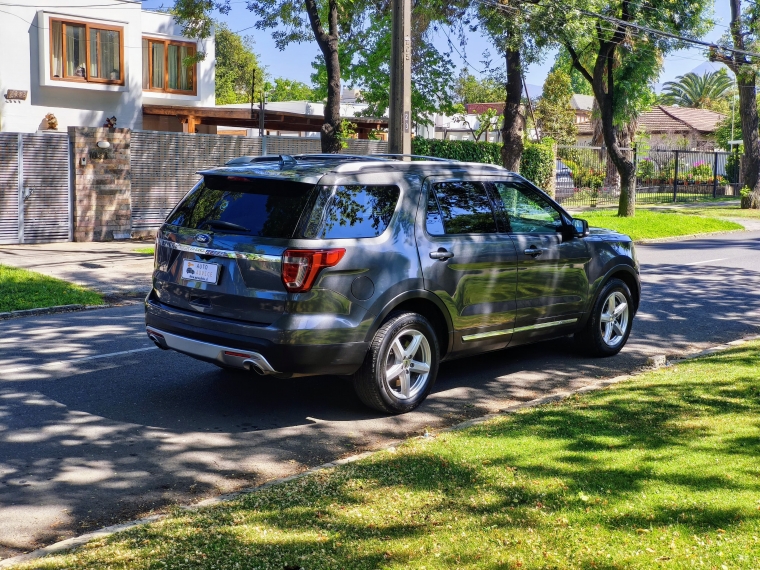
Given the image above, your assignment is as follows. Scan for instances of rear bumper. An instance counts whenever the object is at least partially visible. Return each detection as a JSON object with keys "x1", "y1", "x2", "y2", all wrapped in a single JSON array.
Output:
[{"x1": 145, "y1": 297, "x2": 369, "y2": 377}]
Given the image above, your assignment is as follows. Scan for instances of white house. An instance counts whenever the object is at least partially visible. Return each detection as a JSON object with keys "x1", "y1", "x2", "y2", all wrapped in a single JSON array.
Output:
[{"x1": 0, "y1": 0, "x2": 214, "y2": 133}]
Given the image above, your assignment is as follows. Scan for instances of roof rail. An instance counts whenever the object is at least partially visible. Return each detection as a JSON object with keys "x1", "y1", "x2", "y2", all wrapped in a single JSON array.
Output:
[
  {"x1": 371, "y1": 153, "x2": 458, "y2": 162},
  {"x1": 293, "y1": 154, "x2": 389, "y2": 162}
]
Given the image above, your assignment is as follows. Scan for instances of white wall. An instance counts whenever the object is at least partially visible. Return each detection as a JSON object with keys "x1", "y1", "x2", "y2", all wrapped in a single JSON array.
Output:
[{"x1": 0, "y1": 0, "x2": 212, "y2": 133}]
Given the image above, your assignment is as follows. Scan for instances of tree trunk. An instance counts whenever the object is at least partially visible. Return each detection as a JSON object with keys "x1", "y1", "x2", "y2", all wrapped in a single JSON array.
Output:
[
  {"x1": 321, "y1": 40, "x2": 342, "y2": 153},
  {"x1": 728, "y1": 0, "x2": 760, "y2": 207},
  {"x1": 305, "y1": 0, "x2": 342, "y2": 153},
  {"x1": 501, "y1": 48, "x2": 524, "y2": 172}
]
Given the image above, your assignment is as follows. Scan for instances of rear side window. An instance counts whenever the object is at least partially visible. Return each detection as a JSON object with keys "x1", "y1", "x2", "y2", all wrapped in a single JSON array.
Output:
[
  {"x1": 428, "y1": 181, "x2": 497, "y2": 234},
  {"x1": 165, "y1": 176, "x2": 315, "y2": 238},
  {"x1": 302, "y1": 185, "x2": 400, "y2": 239}
]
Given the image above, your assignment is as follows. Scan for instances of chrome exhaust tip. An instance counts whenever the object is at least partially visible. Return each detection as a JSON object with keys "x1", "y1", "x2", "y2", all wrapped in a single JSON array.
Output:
[
  {"x1": 243, "y1": 359, "x2": 266, "y2": 375},
  {"x1": 147, "y1": 331, "x2": 168, "y2": 350}
]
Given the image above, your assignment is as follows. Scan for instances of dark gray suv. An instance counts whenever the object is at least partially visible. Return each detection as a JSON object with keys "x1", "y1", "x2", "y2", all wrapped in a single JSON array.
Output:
[{"x1": 145, "y1": 155, "x2": 640, "y2": 414}]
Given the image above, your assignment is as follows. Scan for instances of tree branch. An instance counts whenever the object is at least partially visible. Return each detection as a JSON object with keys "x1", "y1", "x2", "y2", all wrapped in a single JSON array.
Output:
[
  {"x1": 303, "y1": 0, "x2": 330, "y2": 48},
  {"x1": 564, "y1": 42, "x2": 593, "y2": 85}
]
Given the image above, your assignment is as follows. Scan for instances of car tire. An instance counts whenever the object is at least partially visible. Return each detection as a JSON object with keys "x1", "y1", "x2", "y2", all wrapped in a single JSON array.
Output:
[
  {"x1": 576, "y1": 278, "x2": 634, "y2": 357},
  {"x1": 352, "y1": 311, "x2": 440, "y2": 414}
]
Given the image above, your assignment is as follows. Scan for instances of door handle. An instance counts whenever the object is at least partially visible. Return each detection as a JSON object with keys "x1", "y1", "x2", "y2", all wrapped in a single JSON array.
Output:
[
  {"x1": 430, "y1": 248, "x2": 454, "y2": 260},
  {"x1": 524, "y1": 246, "x2": 546, "y2": 257}
]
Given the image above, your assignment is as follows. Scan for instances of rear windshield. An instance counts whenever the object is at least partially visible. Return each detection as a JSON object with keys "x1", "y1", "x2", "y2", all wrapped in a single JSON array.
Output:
[
  {"x1": 165, "y1": 176, "x2": 315, "y2": 238},
  {"x1": 165, "y1": 177, "x2": 400, "y2": 240}
]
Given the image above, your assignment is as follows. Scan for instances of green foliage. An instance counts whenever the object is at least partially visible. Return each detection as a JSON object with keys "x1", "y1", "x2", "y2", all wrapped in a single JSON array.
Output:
[
  {"x1": 660, "y1": 70, "x2": 735, "y2": 114},
  {"x1": 689, "y1": 160, "x2": 713, "y2": 179},
  {"x1": 520, "y1": 139, "x2": 556, "y2": 189},
  {"x1": 550, "y1": 47, "x2": 593, "y2": 95},
  {"x1": 267, "y1": 77, "x2": 317, "y2": 102},
  {"x1": 534, "y1": 69, "x2": 577, "y2": 145},
  {"x1": 726, "y1": 148, "x2": 741, "y2": 183},
  {"x1": 452, "y1": 69, "x2": 506, "y2": 104},
  {"x1": 564, "y1": 159, "x2": 605, "y2": 189},
  {"x1": 714, "y1": 109, "x2": 742, "y2": 150},
  {"x1": 337, "y1": 119, "x2": 356, "y2": 149},
  {"x1": 214, "y1": 23, "x2": 264, "y2": 105},
  {"x1": 332, "y1": 11, "x2": 456, "y2": 127},
  {"x1": 636, "y1": 157, "x2": 657, "y2": 180},
  {"x1": 411, "y1": 138, "x2": 502, "y2": 164}
]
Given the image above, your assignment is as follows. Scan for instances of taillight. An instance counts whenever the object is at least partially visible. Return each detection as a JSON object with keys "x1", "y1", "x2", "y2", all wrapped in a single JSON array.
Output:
[{"x1": 281, "y1": 248, "x2": 346, "y2": 293}]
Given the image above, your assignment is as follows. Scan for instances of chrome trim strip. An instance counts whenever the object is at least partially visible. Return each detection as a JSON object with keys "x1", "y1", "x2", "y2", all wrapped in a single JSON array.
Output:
[
  {"x1": 462, "y1": 318, "x2": 578, "y2": 342},
  {"x1": 159, "y1": 239, "x2": 281, "y2": 263},
  {"x1": 146, "y1": 326, "x2": 280, "y2": 374}
]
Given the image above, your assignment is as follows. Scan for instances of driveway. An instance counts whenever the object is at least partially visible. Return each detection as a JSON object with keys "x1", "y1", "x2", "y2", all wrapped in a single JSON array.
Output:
[{"x1": 1, "y1": 231, "x2": 759, "y2": 559}]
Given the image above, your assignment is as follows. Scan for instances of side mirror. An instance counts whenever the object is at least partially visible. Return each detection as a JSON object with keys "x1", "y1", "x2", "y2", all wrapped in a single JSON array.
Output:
[{"x1": 572, "y1": 218, "x2": 589, "y2": 238}]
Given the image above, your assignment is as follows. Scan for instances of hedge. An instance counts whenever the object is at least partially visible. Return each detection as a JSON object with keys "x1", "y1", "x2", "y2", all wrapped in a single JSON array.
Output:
[
  {"x1": 520, "y1": 138, "x2": 556, "y2": 192},
  {"x1": 411, "y1": 138, "x2": 502, "y2": 164}
]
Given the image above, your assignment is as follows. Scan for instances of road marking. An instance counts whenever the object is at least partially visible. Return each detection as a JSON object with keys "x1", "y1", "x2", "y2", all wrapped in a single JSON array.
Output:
[
  {"x1": 1, "y1": 346, "x2": 158, "y2": 376},
  {"x1": 683, "y1": 258, "x2": 728, "y2": 266}
]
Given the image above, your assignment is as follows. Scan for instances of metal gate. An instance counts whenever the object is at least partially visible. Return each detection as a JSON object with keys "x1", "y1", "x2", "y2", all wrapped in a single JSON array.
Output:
[{"x1": 0, "y1": 132, "x2": 72, "y2": 244}]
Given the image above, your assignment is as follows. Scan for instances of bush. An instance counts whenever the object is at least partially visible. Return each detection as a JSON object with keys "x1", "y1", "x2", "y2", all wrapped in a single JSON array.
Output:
[
  {"x1": 520, "y1": 138, "x2": 556, "y2": 190},
  {"x1": 726, "y1": 150, "x2": 741, "y2": 184},
  {"x1": 411, "y1": 138, "x2": 501, "y2": 164},
  {"x1": 636, "y1": 157, "x2": 657, "y2": 180}
]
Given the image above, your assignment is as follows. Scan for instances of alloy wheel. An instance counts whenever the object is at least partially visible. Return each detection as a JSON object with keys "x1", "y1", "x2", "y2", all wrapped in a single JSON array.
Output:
[
  {"x1": 599, "y1": 291, "x2": 629, "y2": 348},
  {"x1": 384, "y1": 328, "x2": 432, "y2": 400}
]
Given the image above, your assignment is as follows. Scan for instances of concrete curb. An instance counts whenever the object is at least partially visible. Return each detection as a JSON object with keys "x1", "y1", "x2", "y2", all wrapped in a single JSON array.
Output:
[
  {"x1": 0, "y1": 301, "x2": 142, "y2": 321},
  {"x1": 2, "y1": 333, "x2": 760, "y2": 568}
]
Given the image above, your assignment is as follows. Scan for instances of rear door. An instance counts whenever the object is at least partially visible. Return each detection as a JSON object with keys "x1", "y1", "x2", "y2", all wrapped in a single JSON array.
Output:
[
  {"x1": 416, "y1": 178, "x2": 518, "y2": 353},
  {"x1": 489, "y1": 179, "x2": 591, "y2": 341}
]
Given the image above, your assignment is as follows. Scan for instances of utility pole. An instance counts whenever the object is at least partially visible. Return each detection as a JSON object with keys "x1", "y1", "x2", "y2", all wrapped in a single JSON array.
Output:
[{"x1": 389, "y1": 0, "x2": 411, "y2": 155}]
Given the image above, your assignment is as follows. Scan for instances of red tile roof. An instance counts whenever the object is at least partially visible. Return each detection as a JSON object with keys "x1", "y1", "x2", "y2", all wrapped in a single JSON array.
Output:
[{"x1": 638, "y1": 105, "x2": 725, "y2": 134}]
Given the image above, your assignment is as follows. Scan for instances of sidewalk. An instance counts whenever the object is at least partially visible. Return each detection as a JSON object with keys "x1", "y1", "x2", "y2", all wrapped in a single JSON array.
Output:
[{"x1": 0, "y1": 241, "x2": 154, "y2": 296}]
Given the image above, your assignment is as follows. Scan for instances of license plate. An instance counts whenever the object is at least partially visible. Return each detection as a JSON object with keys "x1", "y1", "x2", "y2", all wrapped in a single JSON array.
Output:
[{"x1": 181, "y1": 260, "x2": 220, "y2": 284}]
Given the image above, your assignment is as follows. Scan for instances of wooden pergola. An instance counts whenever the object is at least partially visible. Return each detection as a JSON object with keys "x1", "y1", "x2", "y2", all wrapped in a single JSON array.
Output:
[{"x1": 143, "y1": 104, "x2": 388, "y2": 139}]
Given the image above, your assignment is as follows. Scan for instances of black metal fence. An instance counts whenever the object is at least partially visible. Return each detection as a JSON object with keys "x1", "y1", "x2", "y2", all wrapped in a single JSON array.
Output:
[{"x1": 555, "y1": 145, "x2": 740, "y2": 208}]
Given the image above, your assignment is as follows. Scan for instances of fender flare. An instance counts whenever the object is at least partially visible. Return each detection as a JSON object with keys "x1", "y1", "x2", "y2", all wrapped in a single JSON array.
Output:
[
  {"x1": 581, "y1": 263, "x2": 641, "y2": 327},
  {"x1": 364, "y1": 289, "x2": 455, "y2": 355}
]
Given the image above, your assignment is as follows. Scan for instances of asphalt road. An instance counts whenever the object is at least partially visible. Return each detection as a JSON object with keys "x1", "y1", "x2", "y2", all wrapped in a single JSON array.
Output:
[{"x1": 2, "y1": 230, "x2": 760, "y2": 559}]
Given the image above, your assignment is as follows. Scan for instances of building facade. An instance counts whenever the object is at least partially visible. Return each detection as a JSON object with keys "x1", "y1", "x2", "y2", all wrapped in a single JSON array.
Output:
[{"x1": 0, "y1": 0, "x2": 214, "y2": 133}]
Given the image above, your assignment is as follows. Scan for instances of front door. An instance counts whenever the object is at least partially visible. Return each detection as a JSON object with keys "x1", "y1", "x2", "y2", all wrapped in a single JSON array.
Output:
[
  {"x1": 489, "y1": 179, "x2": 591, "y2": 342},
  {"x1": 416, "y1": 178, "x2": 518, "y2": 354}
]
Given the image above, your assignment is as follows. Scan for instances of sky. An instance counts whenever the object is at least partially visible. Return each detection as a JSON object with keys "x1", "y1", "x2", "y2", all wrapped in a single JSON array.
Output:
[{"x1": 142, "y1": 0, "x2": 731, "y2": 94}]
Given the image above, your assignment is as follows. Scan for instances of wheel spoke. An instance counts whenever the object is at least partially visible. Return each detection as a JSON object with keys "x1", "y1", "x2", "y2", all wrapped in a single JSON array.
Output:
[
  {"x1": 400, "y1": 371, "x2": 411, "y2": 397},
  {"x1": 603, "y1": 324, "x2": 613, "y2": 342},
  {"x1": 404, "y1": 333, "x2": 423, "y2": 359},
  {"x1": 607, "y1": 296, "x2": 616, "y2": 315},
  {"x1": 391, "y1": 338, "x2": 405, "y2": 361},
  {"x1": 386, "y1": 363, "x2": 404, "y2": 382},
  {"x1": 613, "y1": 302, "x2": 628, "y2": 317},
  {"x1": 612, "y1": 322, "x2": 625, "y2": 337},
  {"x1": 600, "y1": 312, "x2": 613, "y2": 323},
  {"x1": 409, "y1": 360, "x2": 430, "y2": 373}
]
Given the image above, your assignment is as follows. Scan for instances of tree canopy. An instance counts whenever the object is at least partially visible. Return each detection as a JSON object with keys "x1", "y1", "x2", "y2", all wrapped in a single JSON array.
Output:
[
  {"x1": 534, "y1": 69, "x2": 577, "y2": 146},
  {"x1": 214, "y1": 23, "x2": 265, "y2": 105},
  {"x1": 452, "y1": 69, "x2": 506, "y2": 104},
  {"x1": 267, "y1": 78, "x2": 318, "y2": 102}
]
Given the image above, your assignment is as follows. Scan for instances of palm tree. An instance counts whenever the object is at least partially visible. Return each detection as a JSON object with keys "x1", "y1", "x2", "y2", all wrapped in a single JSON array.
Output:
[{"x1": 660, "y1": 70, "x2": 734, "y2": 109}]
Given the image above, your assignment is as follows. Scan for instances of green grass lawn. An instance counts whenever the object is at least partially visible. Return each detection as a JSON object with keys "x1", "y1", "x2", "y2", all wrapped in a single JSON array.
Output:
[
  {"x1": 133, "y1": 247, "x2": 155, "y2": 255},
  {"x1": 580, "y1": 209, "x2": 743, "y2": 240},
  {"x1": 20, "y1": 343, "x2": 760, "y2": 569},
  {"x1": 0, "y1": 265, "x2": 102, "y2": 313},
  {"x1": 662, "y1": 206, "x2": 760, "y2": 219}
]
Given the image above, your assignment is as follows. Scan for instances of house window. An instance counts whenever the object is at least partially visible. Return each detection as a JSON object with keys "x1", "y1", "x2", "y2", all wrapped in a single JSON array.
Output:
[
  {"x1": 142, "y1": 38, "x2": 196, "y2": 94},
  {"x1": 50, "y1": 18, "x2": 123, "y2": 84}
]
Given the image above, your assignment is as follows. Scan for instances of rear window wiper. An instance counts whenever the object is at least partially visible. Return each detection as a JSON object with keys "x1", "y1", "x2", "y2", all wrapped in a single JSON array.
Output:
[{"x1": 201, "y1": 220, "x2": 251, "y2": 233}]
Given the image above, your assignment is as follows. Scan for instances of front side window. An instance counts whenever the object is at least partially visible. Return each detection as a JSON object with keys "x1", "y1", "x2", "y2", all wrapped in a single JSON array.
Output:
[
  {"x1": 428, "y1": 182, "x2": 497, "y2": 235},
  {"x1": 491, "y1": 182, "x2": 563, "y2": 234},
  {"x1": 143, "y1": 38, "x2": 196, "y2": 94},
  {"x1": 50, "y1": 19, "x2": 123, "y2": 83},
  {"x1": 303, "y1": 185, "x2": 400, "y2": 239}
]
